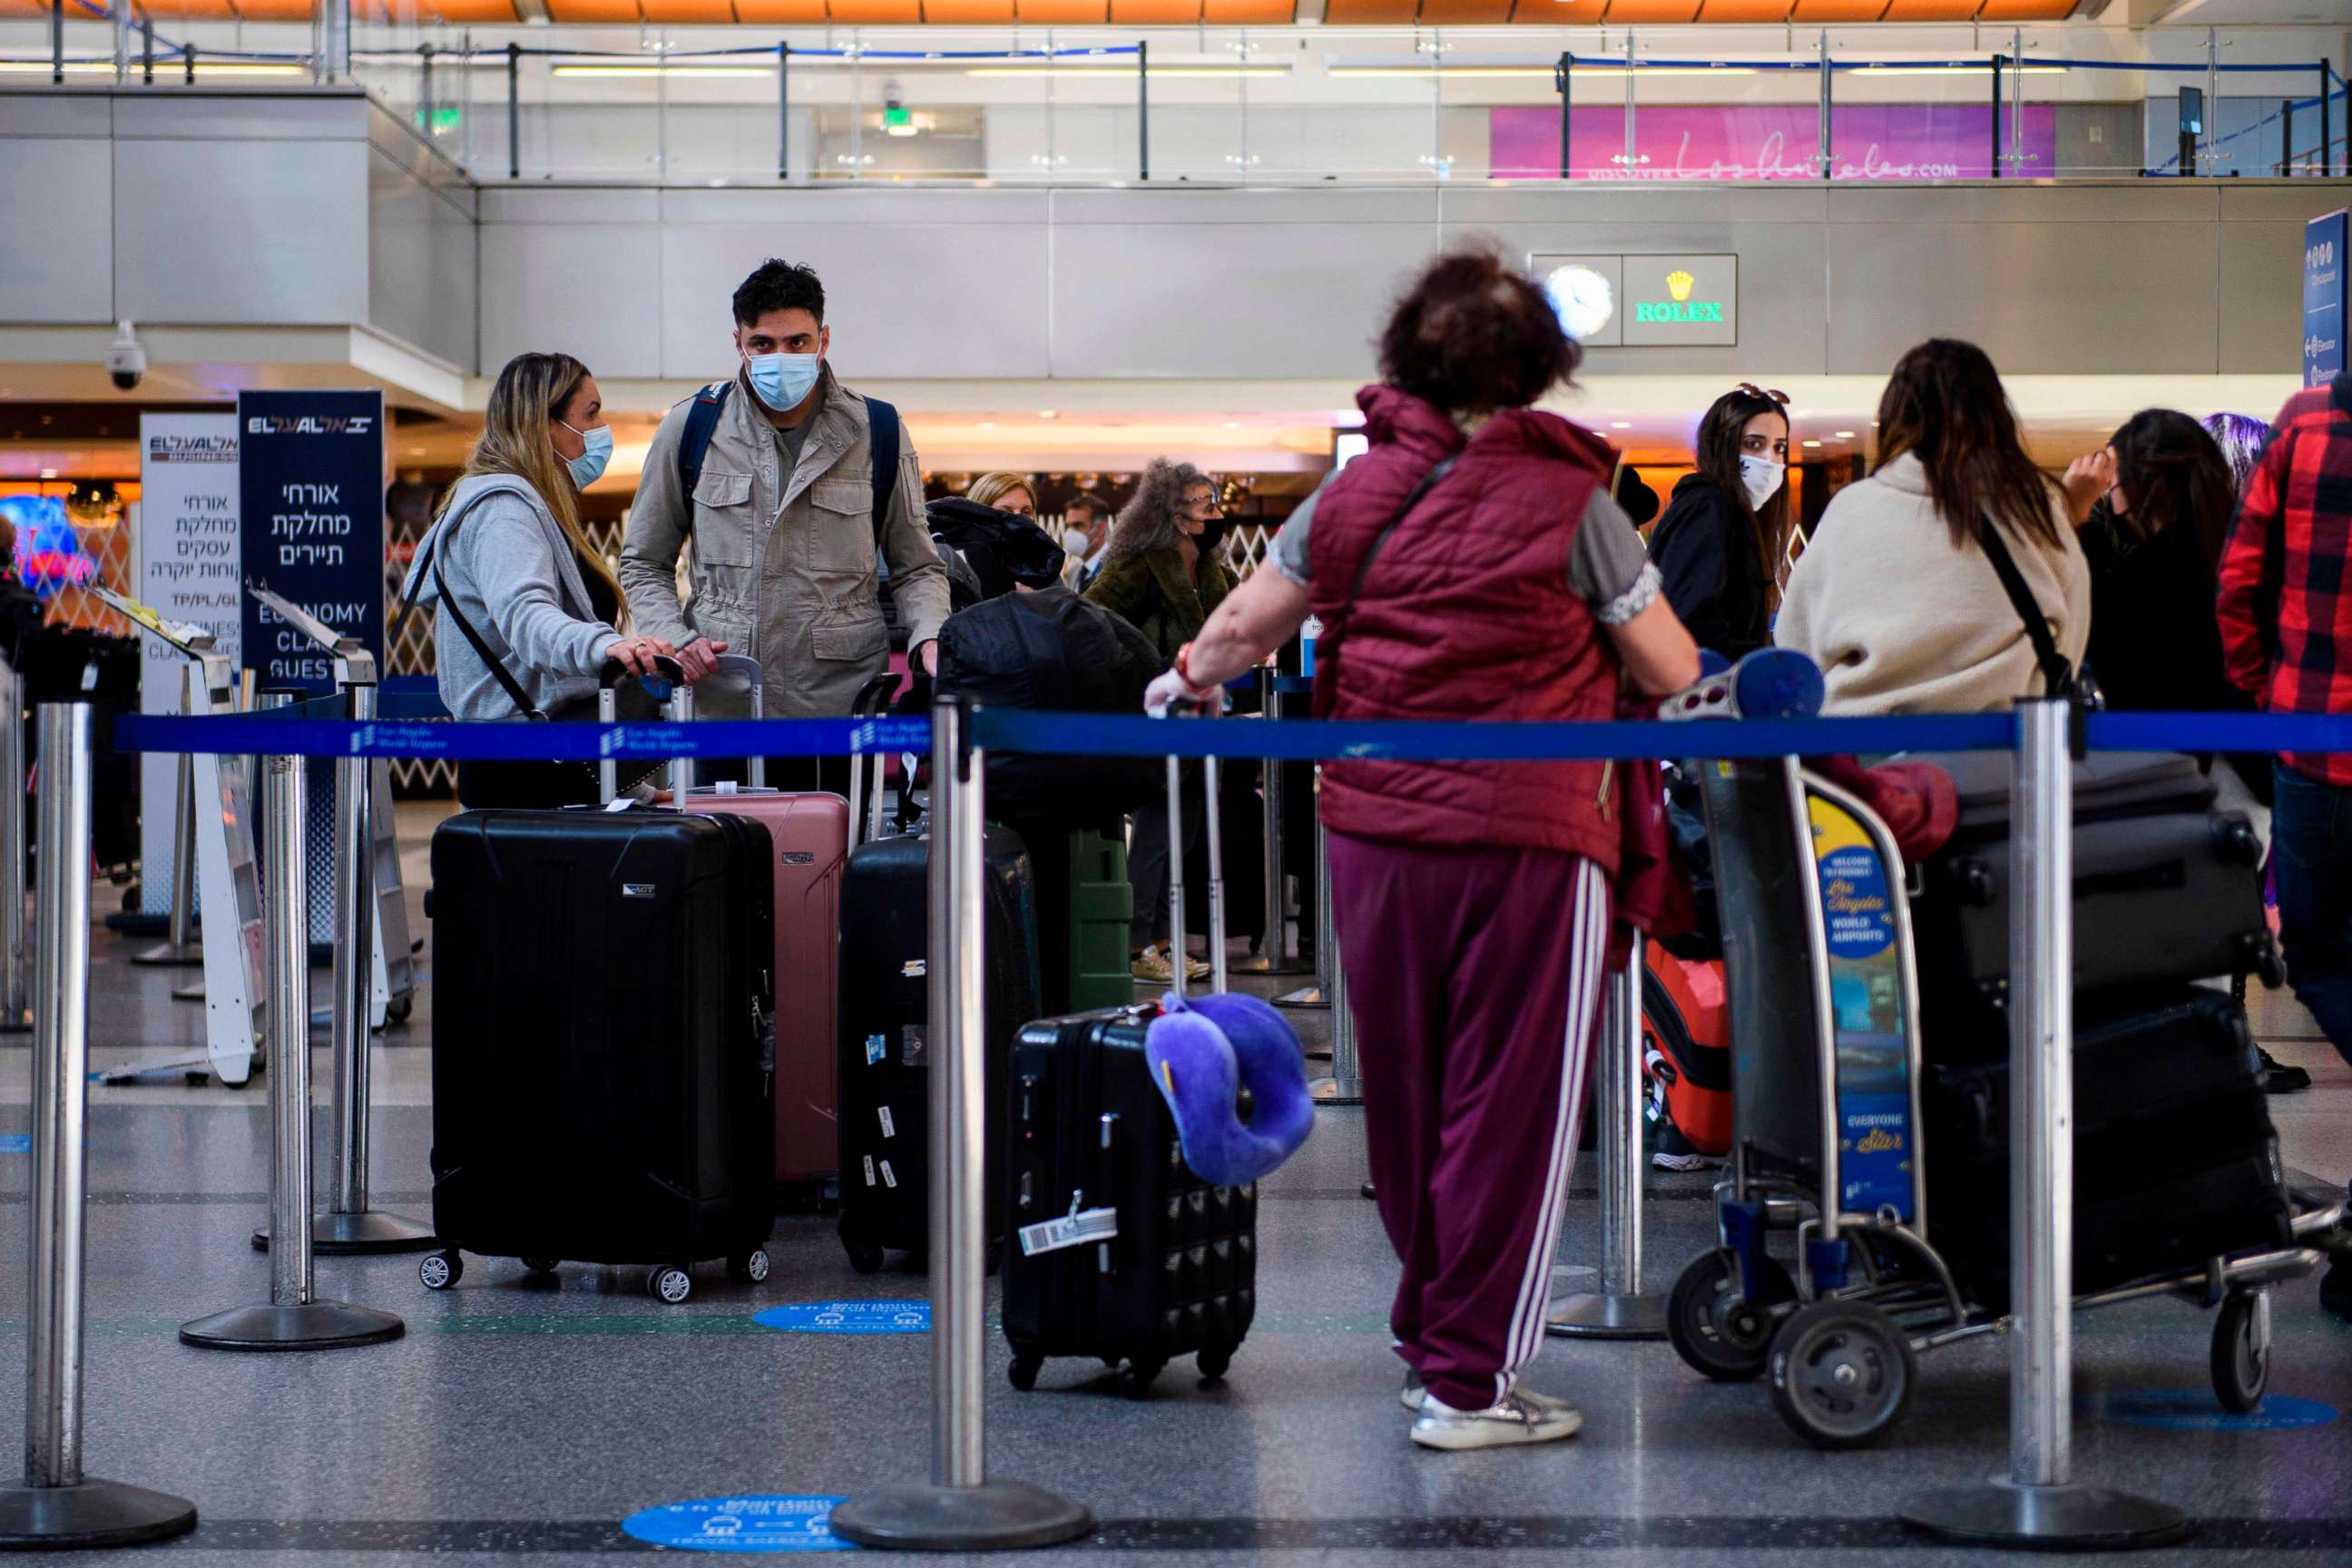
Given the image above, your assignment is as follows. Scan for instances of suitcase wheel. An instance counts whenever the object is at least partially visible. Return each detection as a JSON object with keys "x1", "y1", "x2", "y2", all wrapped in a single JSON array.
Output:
[
  {"x1": 1767, "y1": 1299, "x2": 1914, "y2": 1450},
  {"x1": 1009, "y1": 1357, "x2": 1042, "y2": 1393},
  {"x1": 1119, "y1": 1360, "x2": 1163, "y2": 1401},
  {"x1": 520, "y1": 1257, "x2": 559, "y2": 1278},
  {"x1": 1196, "y1": 1346, "x2": 1232, "y2": 1383},
  {"x1": 844, "y1": 1241, "x2": 886, "y2": 1276},
  {"x1": 419, "y1": 1250, "x2": 462, "y2": 1291},
  {"x1": 647, "y1": 1265, "x2": 695, "y2": 1305},
  {"x1": 2210, "y1": 1289, "x2": 2269, "y2": 1415},
  {"x1": 385, "y1": 993, "x2": 414, "y2": 1025},
  {"x1": 727, "y1": 1250, "x2": 771, "y2": 1286}
]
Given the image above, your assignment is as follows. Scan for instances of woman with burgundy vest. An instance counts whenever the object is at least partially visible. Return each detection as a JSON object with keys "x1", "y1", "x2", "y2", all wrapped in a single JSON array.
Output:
[{"x1": 1149, "y1": 247, "x2": 1701, "y2": 1451}]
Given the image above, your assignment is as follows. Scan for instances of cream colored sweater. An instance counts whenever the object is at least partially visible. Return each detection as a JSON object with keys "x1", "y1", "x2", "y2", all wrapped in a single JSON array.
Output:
[{"x1": 1776, "y1": 453, "x2": 2091, "y2": 715}]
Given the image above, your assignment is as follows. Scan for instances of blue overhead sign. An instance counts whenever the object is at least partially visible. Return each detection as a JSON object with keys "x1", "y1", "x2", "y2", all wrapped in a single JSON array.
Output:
[{"x1": 2306, "y1": 210, "x2": 2347, "y2": 388}]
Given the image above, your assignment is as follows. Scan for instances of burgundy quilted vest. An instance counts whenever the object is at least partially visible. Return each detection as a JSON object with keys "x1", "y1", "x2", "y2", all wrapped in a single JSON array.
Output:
[{"x1": 1308, "y1": 386, "x2": 1623, "y2": 868}]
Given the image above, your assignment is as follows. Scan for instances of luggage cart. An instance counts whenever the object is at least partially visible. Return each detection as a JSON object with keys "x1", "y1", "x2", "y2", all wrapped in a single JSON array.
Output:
[{"x1": 1664, "y1": 752, "x2": 2344, "y2": 1450}]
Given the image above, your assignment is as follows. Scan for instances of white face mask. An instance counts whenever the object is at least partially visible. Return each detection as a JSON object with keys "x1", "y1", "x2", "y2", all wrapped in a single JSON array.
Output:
[{"x1": 1740, "y1": 455, "x2": 1786, "y2": 510}]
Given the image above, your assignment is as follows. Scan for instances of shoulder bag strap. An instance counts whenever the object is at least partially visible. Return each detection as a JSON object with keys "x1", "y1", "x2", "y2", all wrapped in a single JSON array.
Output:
[
  {"x1": 409, "y1": 497, "x2": 549, "y2": 721},
  {"x1": 1312, "y1": 454, "x2": 1460, "y2": 695},
  {"x1": 1976, "y1": 519, "x2": 2076, "y2": 698}
]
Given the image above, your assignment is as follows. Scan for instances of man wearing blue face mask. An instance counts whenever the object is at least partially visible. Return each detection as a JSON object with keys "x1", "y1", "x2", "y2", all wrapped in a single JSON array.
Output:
[{"x1": 622, "y1": 259, "x2": 951, "y2": 758}]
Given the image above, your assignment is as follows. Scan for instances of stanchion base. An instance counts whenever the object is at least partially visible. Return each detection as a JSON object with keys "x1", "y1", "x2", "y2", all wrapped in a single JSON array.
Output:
[
  {"x1": 168, "y1": 981, "x2": 204, "y2": 1004},
  {"x1": 1900, "y1": 1478, "x2": 2188, "y2": 1551},
  {"x1": 0, "y1": 1007, "x2": 29, "y2": 1035},
  {"x1": 1230, "y1": 954, "x2": 1311, "y2": 977},
  {"x1": 1272, "y1": 985, "x2": 1328, "y2": 1011},
  {"x1": 827, "y1": 1478, "x2": 1093, "y2": 1553},
  {"x1": 0, "y1": 1477, "x2": 199, "y2": 1550},
  {"x1": 1544, "y1": 1290, "x2": 1669, "y2": 1341},
  {"x1": 251, "y1": 1210, "x2": 437, "y2": 1255},
  {"x1": 1310, "y1": 1078, "x2": 1363, "y2": 1106},
  {"x1": 178, "y1": 1298, "x2": 406, "y2": 1352},
  {"x1": 130, "y1": 940, "x2": 203, "y2": 968}
]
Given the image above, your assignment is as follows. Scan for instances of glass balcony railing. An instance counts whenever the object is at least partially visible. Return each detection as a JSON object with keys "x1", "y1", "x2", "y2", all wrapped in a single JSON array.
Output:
[{"x1": 4, "y1": 12, "x2": 2344, "y2": 188}]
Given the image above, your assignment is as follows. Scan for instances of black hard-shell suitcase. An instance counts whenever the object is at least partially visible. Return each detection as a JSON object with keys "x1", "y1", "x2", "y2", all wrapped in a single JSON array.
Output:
[
  {"x1": 1923, "y1": 986, "x2": 2293, "y2": 1310},
  {"x1": 425, "y1": 807, "x2": 778, "y2": 1300},
  {"x1": 835, "y1": 822, "x2": 1042, "y2": 1272},
  {"x1": 1001, "y1": 1004, "x2": 1259, "y2": 1397},
  {"x1": 1910, "y1": 750, "x2": 2272, "y2": 1045}
]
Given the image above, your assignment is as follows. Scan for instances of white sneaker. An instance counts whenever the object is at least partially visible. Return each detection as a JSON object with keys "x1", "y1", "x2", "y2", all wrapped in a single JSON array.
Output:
[
  {"x1": 1400, "y1": 1370, "x2": 1426, "y2": 1412},
  {"x1": 1410, "y1": 1388, "x2": 1583, "y2": 1451}
]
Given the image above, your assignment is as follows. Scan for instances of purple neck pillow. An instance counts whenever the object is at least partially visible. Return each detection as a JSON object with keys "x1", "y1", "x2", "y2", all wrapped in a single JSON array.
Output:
[{"x1": 1143, "y1": 990, "x2": 1315, "y2": 1188}]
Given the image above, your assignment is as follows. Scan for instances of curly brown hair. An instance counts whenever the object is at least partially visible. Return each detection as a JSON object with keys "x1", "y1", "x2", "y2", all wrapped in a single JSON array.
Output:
[
  {"x1": 1107, "y1": 458, "x2": 1212, "y2": 561},
  {"x1": 1378, "y1": 243, "x2": 1583, "y2": 416}
]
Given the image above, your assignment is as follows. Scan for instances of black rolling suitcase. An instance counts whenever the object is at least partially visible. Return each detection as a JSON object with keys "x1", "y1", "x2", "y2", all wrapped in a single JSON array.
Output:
[
  {"x1": 1911, "y1": 750, "x2": 2273, "y2": 1047},
  {"x1": 1001, "y1": 749, "x2": 1259, "y2": 1399},
  {"x1": 835, "y1": 800, "x2": 1042, "y2": 1274},
  {"x1": 1923, "y1": 986, "x2": 2294, "y2": 1309},
  {"x1": 424, "y1": 806, "x2": 778, "y2": 1303}
]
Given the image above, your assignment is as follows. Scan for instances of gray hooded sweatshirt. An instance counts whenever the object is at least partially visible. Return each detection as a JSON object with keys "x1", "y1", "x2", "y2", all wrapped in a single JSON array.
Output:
[{"x1": 397, "y1": 472, "x2": 618, "y2": 722}]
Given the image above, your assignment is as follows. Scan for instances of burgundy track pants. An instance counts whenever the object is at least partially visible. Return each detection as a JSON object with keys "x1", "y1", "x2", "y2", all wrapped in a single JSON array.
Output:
[{"x1": 1327, "y1": 829, "x2": 1611, "y2": 1413}]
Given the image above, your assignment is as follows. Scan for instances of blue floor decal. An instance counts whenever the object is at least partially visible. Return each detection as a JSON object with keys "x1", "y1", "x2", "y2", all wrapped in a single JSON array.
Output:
[
  {"x1": 2089, "y1": 1390, "x2": 2338, "y2": 1432},
  {"x1": 622, "y1": 1494, "x2": 852, "y2": 1552},
  {"x1": 754, "y1": 1300, "x2": 930, "y2": 1335}
]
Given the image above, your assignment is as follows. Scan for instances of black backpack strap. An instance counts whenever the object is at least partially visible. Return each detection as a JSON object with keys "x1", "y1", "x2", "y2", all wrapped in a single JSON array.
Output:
[
  {"x1": 1976, "y1": 521, "x2": 2075, "y2": 699},
  {"x1": 867, "y1": 396, "x2": 901, "y2": 505},
  {"x1": 675, "y1": 380, "x2": 732, "y2": 520},
  {"x1": 1314, "y1": 454, "x2": 1460, "y2": 691}
]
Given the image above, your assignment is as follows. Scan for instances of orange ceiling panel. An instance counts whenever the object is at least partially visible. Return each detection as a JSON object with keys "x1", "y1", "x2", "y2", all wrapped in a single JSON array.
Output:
[
  {"x1": 1510, "y1": 0, "x2": 1609, "y2": 21},
  {"x1": 920, "y1": 0, "x2": 1011, "y2": 15},
  {"x1": 1974, "y1": 0, "x2": 2071, "y2": 16},
  {"x1": 231, "y1": 0, "x2": 315, "y2": 18},
  {"x1": 430, "y1": 0, "x2": 524, "y2": 18},
  {"x1": 1109, "y1": 0, "x2": 1198, "y2": 18},
  {"x1": 641, "y1": 0, "x2": 738, "y2": 19},
  {"x1": 734, "y1": 0, "x2": 829, "y2": 19},
  {"x1": 1601, "y1": 0, "x2": 1701, "y2": 18},
  {"x1": 1199, "y1": 0, "x2": 1289, "y2": 17},
  {"x1": 1878, "y1": 0, "x2": 1979, "y2": 15},
  {"x1": 544, "y1": 0, "x2": 642, "y2": 19},
  {"x1": 1321, "y1": 0, "x2": 1417, "y2": 17},
  {"x1": 1022, "y1": 0, "x2": 1113, "y2": 20},
  {"x1": 1696, "y1": 0, "x2": 1790, "y2": 17},
  {"x1": 0, "y1": 0, "x2": 49, "y2": 15},
  {"x1": 1789, "y1": 0, "x2": 1888, "y2": 16},
  {"x1": 1418, "y1": 0, "x2": 1514, "y2": 21},
  {"x1": 828, "y1": 0, "x2": 922, "y2": 18}
]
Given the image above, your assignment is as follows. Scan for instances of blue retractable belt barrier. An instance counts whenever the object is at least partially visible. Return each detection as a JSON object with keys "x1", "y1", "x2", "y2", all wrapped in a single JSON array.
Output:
[{"x1": 105, "y1": 706, "x2": 2352, "y2": 765}]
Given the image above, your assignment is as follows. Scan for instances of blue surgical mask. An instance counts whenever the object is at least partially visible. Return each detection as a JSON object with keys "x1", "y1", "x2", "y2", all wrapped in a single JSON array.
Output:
[
  {"x1": 561, "y1": 420, "x2": 612, "y2": 488},
  {"x1": 746, "y1": 352, "x2": 821, "y2": 413}
]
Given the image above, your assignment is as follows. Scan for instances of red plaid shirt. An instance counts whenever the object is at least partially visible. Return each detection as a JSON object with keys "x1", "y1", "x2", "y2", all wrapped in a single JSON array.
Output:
[{"x1": 2218, "y1": 374, "x2": 2352, "y2": 787}]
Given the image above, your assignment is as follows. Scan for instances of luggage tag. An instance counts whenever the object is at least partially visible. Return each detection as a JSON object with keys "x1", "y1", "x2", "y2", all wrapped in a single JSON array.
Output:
[{"x1": 1016, "y1": 1191, "x2": 1119, "y2": 1258}]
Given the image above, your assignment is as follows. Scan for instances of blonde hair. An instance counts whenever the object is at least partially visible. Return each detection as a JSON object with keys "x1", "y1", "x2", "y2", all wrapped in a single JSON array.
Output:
[
  {"x1": 965, "y1": 472, "x2": 1035, "y2": 512},
  {"x1": 436, "y1": 351, "x2": 624, "y2": 621}
]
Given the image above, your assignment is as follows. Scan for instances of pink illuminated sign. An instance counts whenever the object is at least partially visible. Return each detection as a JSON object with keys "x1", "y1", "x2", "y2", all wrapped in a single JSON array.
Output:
[{"x1": 1490, "y1": 103, "x2": 2056, "y2": 181}]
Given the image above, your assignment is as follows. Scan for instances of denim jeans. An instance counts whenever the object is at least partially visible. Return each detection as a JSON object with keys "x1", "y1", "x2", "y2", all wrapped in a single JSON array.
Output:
[{"x1": 2270, "y1": 760, "x2": 2352, "y2": 1070}]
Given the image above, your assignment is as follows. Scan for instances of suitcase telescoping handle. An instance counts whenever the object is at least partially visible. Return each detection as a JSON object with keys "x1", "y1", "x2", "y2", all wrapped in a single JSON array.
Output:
[
  {"x1": 846, "y1": 671, "x2": 900, "y2": 848},
  {"x1": 1161, "y1": 695, "x2": 1226, "y2": 1000},
  {"x1": 702, "y1": 652, "x2": 767, "y2": 791},
  {"x1": 597, "y1": 653, "x2": 690, "y2": 804}
]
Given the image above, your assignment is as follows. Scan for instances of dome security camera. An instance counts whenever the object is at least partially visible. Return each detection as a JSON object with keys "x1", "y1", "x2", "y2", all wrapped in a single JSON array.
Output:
[{"x1": 105, "y1": 320, "x2": 147, "y2": 392}]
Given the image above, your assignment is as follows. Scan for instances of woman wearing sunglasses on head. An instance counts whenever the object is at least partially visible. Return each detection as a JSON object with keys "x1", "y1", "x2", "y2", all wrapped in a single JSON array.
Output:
[{"x1": 1646, "y1": 384, "x2": 1790, "y2": 662}]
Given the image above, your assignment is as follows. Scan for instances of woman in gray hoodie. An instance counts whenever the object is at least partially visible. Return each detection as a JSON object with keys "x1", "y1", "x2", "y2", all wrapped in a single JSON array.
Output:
[{"x1": 398, "y1": 352, "x2": 685, "y2": 807}]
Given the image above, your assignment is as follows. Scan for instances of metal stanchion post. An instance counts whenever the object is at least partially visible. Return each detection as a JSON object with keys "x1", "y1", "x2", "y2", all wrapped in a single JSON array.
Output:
[
  {"x1": 0, "y1": 655, "x2": 29, "y2": 1030},
  {"x1": 1202, "y1": 755, "x2": 1227, "y2": 994},
  {"x1": 829, "y1": 702, "x2": 1093, "y2": 1553},
  {"x1": 0, "y1": 704, "x2": 198, "y2": 1548},
  {"x1": 1274, "y1": 802, "x2": 1332, "y2": 1011},
  {"x1": 277, "y1": 677, "x2": 432, "y2": 1255},
  {"x1": 1901, "y1": 701, "x2": 2185, "y2": 1548},
  {"x1": 1165, "y1": 754, "x2": 1189, "y2": 1002},
  {"x1": 1233, "y1": 667, "x2": 1304, "y2": 976},
  {"x1": 181, "y1": 751, "x2": 405, "y2": 1352},
  {"x1": 1548, "y1": 929, "x2": 1667, "y2": 1339},
  {"x1": 1309, "y1": 890, "x2": 1360, "y2": 1105}
]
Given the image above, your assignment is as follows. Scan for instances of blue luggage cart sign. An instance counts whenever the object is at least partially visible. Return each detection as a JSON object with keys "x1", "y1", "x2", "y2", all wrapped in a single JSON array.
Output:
[
  {"x1": 1809, "y1": 794, "x2": 1915, "y2": 1220},
  {"x1": 622, "y1": 1494, "x2": 850, "y2": 1552},
  {"x1": 755, "y1": 1300, "x2": 930, "y2": 1335}
]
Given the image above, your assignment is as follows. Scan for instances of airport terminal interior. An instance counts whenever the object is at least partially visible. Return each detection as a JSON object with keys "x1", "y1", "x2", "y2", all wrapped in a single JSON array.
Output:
[{"x1": 4, "y1": 0, "x2": 2352, "y2": 1558}]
